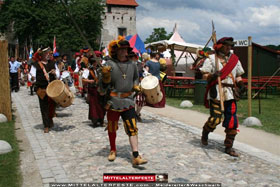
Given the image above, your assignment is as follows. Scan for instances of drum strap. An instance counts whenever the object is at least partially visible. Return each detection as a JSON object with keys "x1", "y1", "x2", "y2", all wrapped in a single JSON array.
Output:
[{"x1": 38, "y1": 61, "x2": 49, "y2": 82}]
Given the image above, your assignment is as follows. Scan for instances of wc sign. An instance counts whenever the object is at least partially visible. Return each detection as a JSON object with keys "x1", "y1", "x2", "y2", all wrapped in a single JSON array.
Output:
[{"x1": 234, "y1": 39, "x2": 252, "y2": 47}]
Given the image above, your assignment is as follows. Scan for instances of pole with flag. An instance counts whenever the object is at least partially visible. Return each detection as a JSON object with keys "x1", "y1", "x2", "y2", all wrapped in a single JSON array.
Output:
[
  {"x1": 29, "y1": 47, "x2": 33, "y2": 60},
  {"x1": 53, "y1": 36, "x2": 57, "y2": 53}
]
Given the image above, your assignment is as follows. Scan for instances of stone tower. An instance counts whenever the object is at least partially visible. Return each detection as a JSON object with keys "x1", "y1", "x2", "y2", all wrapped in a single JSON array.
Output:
[{"x1": 101, "y1": 0, "x2": 138, "y2": 47}]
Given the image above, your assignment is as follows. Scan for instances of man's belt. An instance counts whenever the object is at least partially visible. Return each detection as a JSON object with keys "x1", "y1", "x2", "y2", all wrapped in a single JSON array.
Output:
[
  {"x1": 110, "y1": 91, "x2": 132, "y2": 98},
  {"x1": 222, "y1": 83, "x2": 234, "y2": 88}
]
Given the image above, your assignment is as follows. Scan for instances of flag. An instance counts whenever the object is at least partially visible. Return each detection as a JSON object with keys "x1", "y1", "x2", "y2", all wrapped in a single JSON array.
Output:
[
  {"x1": 29, "y1": 47, "x2": 33, "y2": 59},
  {"x1": 53, "y1": 36, "x2": 57, "y2": 53}
]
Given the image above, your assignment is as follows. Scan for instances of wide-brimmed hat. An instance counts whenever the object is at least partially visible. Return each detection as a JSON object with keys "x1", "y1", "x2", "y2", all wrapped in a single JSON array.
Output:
[
  {"x1": 83, "y1": 47, "x2": 90, "y2": 53},
  {"x1": 214, "y1": 37, "x2": 234, "y2": 51},
  {"x1": 217, "y1": 37, "x2": 234, "y2": 46},
  {"x1": 108, "y1": 36, "x2": 132, "y2": 59},
  {"x1": 75, "y1": 52, "x2": 80, "y2": 57},
  {"x1": 32, "y1": 47, "x2": 51, "y2": 61},
  {"x1": 94, "y1": 50, "x2": 102, "y2": 57}
]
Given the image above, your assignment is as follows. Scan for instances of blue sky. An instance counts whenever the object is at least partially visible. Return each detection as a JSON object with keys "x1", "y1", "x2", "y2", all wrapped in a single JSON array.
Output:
[{"x1": 136, "y1": 0, "x2": 280, "y2": 45}]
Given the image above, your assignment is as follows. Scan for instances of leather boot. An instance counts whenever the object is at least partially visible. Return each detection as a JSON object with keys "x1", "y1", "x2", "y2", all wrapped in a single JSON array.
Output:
[
  {"x1": 44, "y1": 127, "x2": 49, "y2": 133},
  {"x1": 108, "y1": 151, "x2": 116, "y2": 161},
  {"x1": 201, "y1": 127, "x2": 210, "y2": 146},
  {"x1": 224, "y1": 129, "x2": 240, "y2": 157},
  {"x1": 132, "y1": 155, "x2": 148, "y2": 166}
]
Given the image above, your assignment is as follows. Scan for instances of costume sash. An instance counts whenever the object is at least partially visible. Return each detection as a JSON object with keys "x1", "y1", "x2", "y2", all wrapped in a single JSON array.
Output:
[
  {"x1": 38, "y1": 61, "x2": 49, "y2": 82},
  {"x1": 204, "y1": 54, "x2": 239, "y2": 108}
]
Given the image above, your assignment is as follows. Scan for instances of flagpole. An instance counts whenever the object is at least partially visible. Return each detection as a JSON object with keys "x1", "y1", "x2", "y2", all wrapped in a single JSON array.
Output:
[{"x1": 53, "y1": 36, "x2": 57, "y2": 53}]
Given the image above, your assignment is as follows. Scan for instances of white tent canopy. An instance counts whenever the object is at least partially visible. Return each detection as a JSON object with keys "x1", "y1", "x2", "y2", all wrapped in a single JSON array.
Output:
[
  {"x1": 145, "y1": 24, "x2": 207, "y2": 76},
  {"x1": 145, "y1": 23, "x2": 204, "y2": 54},
  {"x1": 145, "y1": 40, "x2": 203, "y2": 54}
]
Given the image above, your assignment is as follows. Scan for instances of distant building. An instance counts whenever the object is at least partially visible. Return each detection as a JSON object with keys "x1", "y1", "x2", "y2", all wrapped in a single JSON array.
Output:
[{"x1": 101, "y1": 0, "x2": 138, "y2": 47}]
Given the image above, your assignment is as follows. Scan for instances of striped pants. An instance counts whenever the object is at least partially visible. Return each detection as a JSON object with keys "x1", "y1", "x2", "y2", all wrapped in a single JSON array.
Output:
[
  {"x1": 107, "y1": 108, "x2": 138, "y2": 151},
  {"x1": 203, "y1": 99, "x2": 238, "y2": 132}
]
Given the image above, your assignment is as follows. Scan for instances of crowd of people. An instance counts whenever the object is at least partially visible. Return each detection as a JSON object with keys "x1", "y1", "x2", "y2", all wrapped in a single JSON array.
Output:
[{"x1": 8, "y1": 35, "x2": 246, "y2": 165}]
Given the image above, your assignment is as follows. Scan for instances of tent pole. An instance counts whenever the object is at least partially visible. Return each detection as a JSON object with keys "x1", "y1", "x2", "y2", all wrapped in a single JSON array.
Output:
[{"x1": 175, "y1": 47, "x2": 187, "y2": 66}]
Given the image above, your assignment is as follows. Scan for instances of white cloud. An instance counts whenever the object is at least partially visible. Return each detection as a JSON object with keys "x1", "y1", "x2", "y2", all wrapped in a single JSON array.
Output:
[
  {"x1": 248, "y1": 5, "x2": 280, "y2": 27},
  {"x1": 136, "y1": 16, "x2": 204, "y2": 43},
  {"x1": 136, "y1": 1, "x2": 280, "y2": 45}
]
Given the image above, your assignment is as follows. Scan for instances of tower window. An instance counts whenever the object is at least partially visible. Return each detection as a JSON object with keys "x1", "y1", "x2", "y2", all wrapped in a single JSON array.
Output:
[
  {"x1": 107, "y1": 5, "x2": 111, "y2": 13},
  {"x1": 118, "y1": 28, "x2": 127, "y2": 36}
]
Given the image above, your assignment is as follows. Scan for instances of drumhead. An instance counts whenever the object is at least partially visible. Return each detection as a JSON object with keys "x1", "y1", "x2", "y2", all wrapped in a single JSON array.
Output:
[
  {"x1": 46, "y1": 80, "x2": 65, "y2": 98},
  {"x1": 141, "y1": 75, "x2": 159, "y2": 90}
]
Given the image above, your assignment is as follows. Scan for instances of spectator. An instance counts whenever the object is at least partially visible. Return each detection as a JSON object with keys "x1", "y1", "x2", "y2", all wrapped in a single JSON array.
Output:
[{"x1": 9, "y1": 56, "x2": 21, "y2": 92}]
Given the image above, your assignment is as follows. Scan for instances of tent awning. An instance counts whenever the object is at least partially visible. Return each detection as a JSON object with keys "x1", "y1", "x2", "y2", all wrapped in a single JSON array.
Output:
[{"x1": 145, "y1": 40, "x2": 204, "y2": 54}]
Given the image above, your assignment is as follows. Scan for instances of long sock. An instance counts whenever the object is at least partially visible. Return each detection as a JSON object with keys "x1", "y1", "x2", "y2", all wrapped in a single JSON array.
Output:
[
  {"x1": 133, "y1": 151, "x2": 139, "y2": 158},
  {"x1": 108, "y1": 132, "x2": 116, "y2": 151}
]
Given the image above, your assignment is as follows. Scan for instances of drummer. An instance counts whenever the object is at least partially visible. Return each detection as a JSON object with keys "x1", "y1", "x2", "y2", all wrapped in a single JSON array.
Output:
[
  {"x1": 82, "y1": 53, "x2": 106, "y2": 127},
  {"x1": 30, "y1": 47, "x2": 60, "y2": 133},
  {"x1": 145, "y1": 52, "x2": 166, "y2": 108},
  {"x1": 99, "y1": 36, "x2": 147, "y2": 165}
]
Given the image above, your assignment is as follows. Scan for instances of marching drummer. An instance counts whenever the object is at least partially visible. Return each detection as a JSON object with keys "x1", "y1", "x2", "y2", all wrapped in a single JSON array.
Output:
[
  {"x1": 82, "y1": 52, "x2": 106, "y2": 127},
  {"x1": 99, "y1": 36, "x2": 148, "y2": 165},
  {"x1": 145, "y1": 52, "x2": 166, "y2": 108},
  {"x1": 30, "y1": 47, "x2": 60, "y2": 133}
]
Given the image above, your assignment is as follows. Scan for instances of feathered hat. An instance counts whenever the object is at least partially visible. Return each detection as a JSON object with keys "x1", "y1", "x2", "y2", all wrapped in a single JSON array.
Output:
[
  {"x1": 214, "y1": 37, "x2": 234, "y2": 51},
  {"x1": 32, "y1": 47, "x2": 51, "y2": 61},
  {"x1": 108, "y1": 36, "x2": 132, "y2": 59}
]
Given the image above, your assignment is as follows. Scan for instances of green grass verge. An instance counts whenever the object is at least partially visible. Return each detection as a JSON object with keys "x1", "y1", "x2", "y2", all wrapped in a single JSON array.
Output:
[
  {"x1": 0, "y1": 120, "x2": 22, "y2": 187},
  {"x1": 166, "y1": 92, "x2": 280, "y2": 136}
]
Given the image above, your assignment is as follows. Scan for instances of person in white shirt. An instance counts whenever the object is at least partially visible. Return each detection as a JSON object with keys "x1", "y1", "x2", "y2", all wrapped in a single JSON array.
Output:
[
  {"x1": 199, "y1": 37, "x2": 246, "y2": 157},
  {"x1": 9, "y1": 56, "x2": 21, "y2": 92},
  {"x1": 30, "y1": 48, "x2": 60, "y2": 133}
]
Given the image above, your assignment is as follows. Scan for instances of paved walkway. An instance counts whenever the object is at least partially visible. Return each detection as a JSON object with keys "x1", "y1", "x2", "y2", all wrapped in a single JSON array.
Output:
[
  {"x1": 144, "y1": 105, "x2": 280, "y2": 156},
  {"x1": 13, "y1": 87, "x2": 280, "y2": 187}
]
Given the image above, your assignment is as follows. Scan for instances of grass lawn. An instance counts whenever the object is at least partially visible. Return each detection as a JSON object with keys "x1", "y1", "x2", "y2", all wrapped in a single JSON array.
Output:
[
  {"x1": 0, "y1": 120, "x2": 21, "y2": 187},
  {"x1": 166, "y1": 90, "x2": 280, "y2": 136}
]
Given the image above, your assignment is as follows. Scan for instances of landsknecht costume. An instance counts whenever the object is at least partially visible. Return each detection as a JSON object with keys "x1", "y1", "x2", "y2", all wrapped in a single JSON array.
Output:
[{"x1": 200, "y1": 37, "x2": 245, "y2": 157}]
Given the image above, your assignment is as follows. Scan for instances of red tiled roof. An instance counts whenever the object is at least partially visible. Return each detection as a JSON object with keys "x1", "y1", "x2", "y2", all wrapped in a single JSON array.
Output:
[{"x1": 106, "y1": 0, "x2": 138, "y2": 7}]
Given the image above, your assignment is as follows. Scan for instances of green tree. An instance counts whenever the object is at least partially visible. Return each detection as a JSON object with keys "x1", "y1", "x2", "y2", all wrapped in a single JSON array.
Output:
[
  {"x1": 266, "y1": 45, "x2": 280, "y2": 51},
  {"x1": 144, "y1": 27, "x2": 172, "y2": 44},
  {"x1": 0, "y1": 0, "x2": 104, "y2": 52}
]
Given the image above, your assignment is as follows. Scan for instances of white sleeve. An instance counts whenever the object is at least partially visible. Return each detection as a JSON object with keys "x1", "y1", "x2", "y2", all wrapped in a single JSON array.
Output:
[
  {"x1": 82, "y1": 69, "x2": 89, "y2": 79},
  {"x1": 74, "y1": 57, "x2": 80, "y2": 72},
  {"x1": 199, "y1": 57, "x2": 215, "y2": 74},
  {"x1": 74, "y1": 66, "x2": 79, "y2": 73},
  {"x1": 55, "y1": 64, "x2": 60, "y2": 79},
  {"x1": 236, "y1": 60, "x2": 245, "y2": 77},
  {"x1": 17, "y1": 61, "x2": 21, "y2": 69},
  {"x1": 30, "y1": 65, "x2": 36, "y2": 77}
]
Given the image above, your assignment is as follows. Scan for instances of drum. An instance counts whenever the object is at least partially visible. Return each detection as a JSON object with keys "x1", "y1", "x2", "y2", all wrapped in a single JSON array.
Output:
[
  {"x1": 46, "y1": 80, "x2": 74, "y2": 107},
  {"x1": 141, "y1": 75, "x2": 163, "y2": 104}
]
